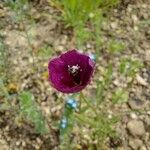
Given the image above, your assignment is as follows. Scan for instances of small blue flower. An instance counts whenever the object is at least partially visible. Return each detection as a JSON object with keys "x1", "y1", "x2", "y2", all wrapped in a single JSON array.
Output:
[
  {"x1": 89, "y1": 53, "x2": 96, "y2": 61},
  {"x1": 66, "y1": 98, "x2": 78, "y2": 109},
  {"x1": 60, "y1": 117, "x2": 67, "y2": 129}
]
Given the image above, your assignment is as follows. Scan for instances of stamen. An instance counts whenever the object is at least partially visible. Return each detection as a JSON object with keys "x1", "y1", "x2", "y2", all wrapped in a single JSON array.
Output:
[{"x1": 68, "y1": 64, "x2": 80, "y2": 76}]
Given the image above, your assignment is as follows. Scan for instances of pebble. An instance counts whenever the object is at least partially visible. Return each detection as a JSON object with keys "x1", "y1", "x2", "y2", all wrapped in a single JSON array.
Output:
[
  {"x1": 113, "y1": 79, "x2": 121, "y2": 86},
  {"x1": 29, "y1": 57, "x2": 34, "y2": 63},
  {"x1": 36, "y1": 138, "x2": 41, "y2": 144},
  {"x1": 110, "y1": 22, "x2": 118, "y2": 29},
  {"x1": 147, "y1": 111, "x2": 150, "y2": 115},
  {"x1": 56, "y1": 45, "x2": 64, "y2": 51},
  {"x1": 136, "y1": 74, "x2": 148, "y2": 86},
  {"x1": 134, "y1": 26, "x2": 138, "y2": 31},
  {"x1": 145, "y1": 50, "x2": 150, "y2": 61},
  {"x1": 129, "y1": 138, "x2": 143, "y2": 150},
  {"x1": 131, "y1": 14, "x2": 138, "y2": 23},
  {"x1": 60, "y1": 35, "x2": 67, "y2": 45},
  {"x1": 127, "y1": 6, "x2": 132, "y2": 12},
  {"x1": 130, "y1": 113, "x2": 138, "y2": 119},
  {"x1": 127, "y1": 120, "x2": 145, "y2": 137},
  {"x1": 16, "y1": 141, "x2": 20, "y2": 146},
  {"x1": 0, "y1": 143, "x2": 6, "y2": 150},
  {"x1": 86, "y1": 43, "x2": 92, "y2": 49},
  {"x1": 22, "y1": 141, "x2": 26, "y2": 147},
  {"x1": 140, "y1": 146, "x2": 147, "y2": 150},
  {"x1": 128, "y1": 98, "x2": 146, "y2": 109}
]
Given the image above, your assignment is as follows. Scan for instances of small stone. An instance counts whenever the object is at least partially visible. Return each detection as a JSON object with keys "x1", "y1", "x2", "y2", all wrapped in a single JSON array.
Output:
[
  {"x1": 128, "y1": 98, "x2": 146, "y2": 109},
  {"x1": 56, "y1": 45, "x2": 64, "y2": 51},
  {"x1": 131, "y1": 14, "x2": 138, "y2": 23},
  {"x1": 136, "y1": 74, "x2": 148, "y2": 86},
  {"x1": 127, "y1": 6, "x2": 132, "y2": 12},
  {"x1": 134, "y1": 26, "x2": 138, "y2": 31},
  {"x1": 140, "y1": 146, "x2": 147, "y2": 150},
  {"x1": 113, "y1": 79, "x2": 120, "y2": 86},
  {"x1": 5, "y1": 126, "x2": 9, "y2": 131},
  {"x1": 129, "y1": 138, "x2": 143, "y2": 150},
  {"x1": 16, "y1": 141, "x2": 21, "y2": 146},
  {"x1": 110, "y1": 22, "x2": 118, "y2": 29},
  {"x1": 61, "y1": 35, "x2": 67, "y2": 45},
  {"x1": 22, "y1": 141, "x2": 26, "y2": 147},
  {"x1": 29, "y1": 57, "x2": 33, "y2": 63},
  {"x1": 36, "y1": 138, "x2": 41, "y2": 144},
  {"x1": 145, "y1": 116, "x2": 150, "y2": 126},
  {"x1": 145, "y1": 50, "x2": 150, "y2": 61},
  {"x1": 86, "y1": 43, "x2": 92, "y2": 49},
  {"x1": 147, "y1": 111, "x2": 150, "y2": 115},
  {"x1": 127, "y1": 120, "x2": 145, "y2": 137},
  {"x1": 43, "y1": 106, "x2": 50, "y2": 115},
  {"x1": 0, "y1": 10, "x2": 5, "y2": 18},
  {"x1": 0, "y1": 142, "x2": 5, "y2": 150},
  {"x1": 130, "y1": 113, "x2": 137, "y2": 119}
]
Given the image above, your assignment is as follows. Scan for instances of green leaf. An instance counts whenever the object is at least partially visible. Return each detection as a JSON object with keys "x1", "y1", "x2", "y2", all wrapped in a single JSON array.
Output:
[
  {"x1": 108, "y1": 40, "x2": 125, "y2": 54},
  {"x1": 112, "y1": 88, "x2": 128, "y2": 104},
  {"x1": 37, "y1": 46, "x2": 52, "y2": 57},
  {"x1": 119, "y1": 58, "x2": 143, "y2": 77},
  {"x1": 19, "y1": 91, "x2": 47, "y2": 134}
]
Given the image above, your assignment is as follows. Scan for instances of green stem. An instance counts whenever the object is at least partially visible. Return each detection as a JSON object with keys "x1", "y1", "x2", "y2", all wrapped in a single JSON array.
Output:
[
  {"x1": 74, "y1": 113, "x2": 95, "y2": 127},
  {"x1": 80, "y1": 92, "x2": 98, "y2": 115}
]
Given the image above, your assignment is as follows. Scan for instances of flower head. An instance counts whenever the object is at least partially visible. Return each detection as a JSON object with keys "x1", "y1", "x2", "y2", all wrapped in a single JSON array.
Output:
[{"x1": 48, "y1": 50, "x2": 95, "y2": 93}]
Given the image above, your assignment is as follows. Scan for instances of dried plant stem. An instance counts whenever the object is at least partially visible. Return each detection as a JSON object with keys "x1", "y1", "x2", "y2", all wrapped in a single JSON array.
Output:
[
  {"x1": 48, "y1": 0, "x2": 64, "y2": 13},
  {"x1": 24, "y1": 27, "x2": 36, "y2": 68}
]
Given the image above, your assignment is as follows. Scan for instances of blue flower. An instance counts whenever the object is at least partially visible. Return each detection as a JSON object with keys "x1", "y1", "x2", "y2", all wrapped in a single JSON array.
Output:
[
  {"x1": 60, "y1": 117, "x2": 67, "y2": 129},
  {"x1": 66, "y1": 98, "x2": 78, "y2": 109}
]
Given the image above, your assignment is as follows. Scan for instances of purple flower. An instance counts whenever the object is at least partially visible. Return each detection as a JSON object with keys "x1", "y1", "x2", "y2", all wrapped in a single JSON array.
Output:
[{"x1": 48, "y1": 50, "x2": 95, "y2": 93}]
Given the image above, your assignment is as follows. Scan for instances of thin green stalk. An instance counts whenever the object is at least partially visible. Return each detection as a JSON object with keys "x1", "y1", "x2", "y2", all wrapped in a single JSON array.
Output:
[
  {"x1": 0, "y1": 79, "x2": 10, "y2": 100},
  {"x1": 74, "y1": 113, "x2": 95, "y2": 127},
  {"x1": 80, "y1": 92, "x2": 98, "y2": 115}
]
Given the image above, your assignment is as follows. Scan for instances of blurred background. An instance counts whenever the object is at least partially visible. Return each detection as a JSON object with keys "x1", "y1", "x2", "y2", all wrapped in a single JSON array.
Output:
[{"x1": 0, "y1": 0, "x2": 149, "y2": 149}]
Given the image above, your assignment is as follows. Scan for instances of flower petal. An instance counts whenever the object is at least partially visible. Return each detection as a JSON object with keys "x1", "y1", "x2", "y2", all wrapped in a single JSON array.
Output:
[
  {"x1": 60, "y1": 50, "x2": 89, "y2": 68},
  {"x1": 48, "y1": 57, "x2": 74, "y2": 92},
  {"x1": 81, "y1": 58, "x2": 95, "y2": 85}
]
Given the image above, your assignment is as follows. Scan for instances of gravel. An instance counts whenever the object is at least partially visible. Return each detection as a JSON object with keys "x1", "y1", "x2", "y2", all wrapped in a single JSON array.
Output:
[{"x1": 127, "y1": 120, "x2": 146, "y2": 137}]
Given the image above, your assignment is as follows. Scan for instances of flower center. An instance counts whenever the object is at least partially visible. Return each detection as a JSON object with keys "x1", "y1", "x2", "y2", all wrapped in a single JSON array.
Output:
[{"x1": 68, "y1": 64, "x2": 80, "y2": 76}]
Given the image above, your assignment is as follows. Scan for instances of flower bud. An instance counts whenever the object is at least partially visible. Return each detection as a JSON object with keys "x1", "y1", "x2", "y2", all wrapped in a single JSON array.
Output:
[
  {"x1": 66, "y1": 98, "x2": 78, "y2": 109},
  {"x1": 60, "y1": 117, "x2": 67, "y2": 129}
]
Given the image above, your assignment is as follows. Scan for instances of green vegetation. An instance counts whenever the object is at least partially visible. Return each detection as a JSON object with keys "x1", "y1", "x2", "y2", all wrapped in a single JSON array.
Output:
[
  {"x1": 50, "y1": 0, "x2": 119, "y2": 27},
  {"x1": 5, "y1": 0, "x2": 29, "y2": 22},
  {"x1": 0, "y1": 0, "x2": 146, "y2": 149},
  {"x1": 19, "y1": 91, "x2": 47, "y2": 134},
  {"x1": 50, "y1": 0, "x2": 120, "y2": 48},
  {"x1": 108, "y1": 40, "x2": 125, "y2": 54},
  {"x1": 120, "y1": 58, "x2": 143, "y2": 78},
  {"x1": 0, "y1": 34, "x2": 7, "y2": 79}
]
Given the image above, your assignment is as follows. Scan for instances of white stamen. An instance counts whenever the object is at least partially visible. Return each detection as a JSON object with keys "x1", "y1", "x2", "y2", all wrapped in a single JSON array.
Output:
[{"x1": 68, "y1": 64, "x2": 80, "y2": 75}]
